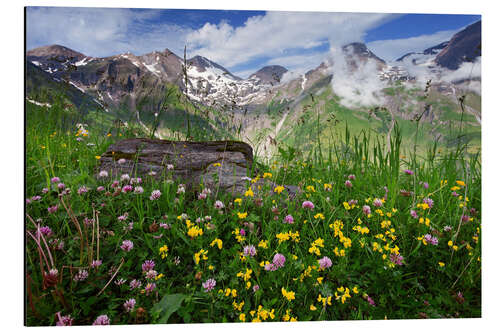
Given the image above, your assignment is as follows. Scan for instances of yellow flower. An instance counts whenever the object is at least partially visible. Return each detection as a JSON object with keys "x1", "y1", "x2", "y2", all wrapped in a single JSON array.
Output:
[
  {"x1": 193, "y1": 249, "x2": 208, "y2": 265},
  {"x1": 314, "y1": 213, "x2": 325, "y2": 220},
  {"x1": 244, "y1": 187, "x2": 254, "y2": 197},
  {"x1": 187, "y1": 225, "x2": 203, "y2": 238},
  {"x1": 95, "y1": 155, "x2": 101, "y2": 160},
  {"x1": 324, "y1": 183, "x2": 332, "y2": 191},
  {"x1": 438, "y1": 262, "x2": 445, "y2": 267},
  {"x1": 212, "y1": 162, "x2": 221, "y2": 167},
  {"x1": 237, "y1": 212, "x2": 248, "y2": 219},
  {"x1": 107, "y1": 133, "x2": 112, "y2": 137},
  {"x1": 310, "y1": 304, "x2": 317, "y2": 311},
  {"x1": 456, "y1": 180, "x2": 466, "y2": 187},
  {"x1": 210, "y1": 238, "x2": 223, "y2": 250},
  {"x1": 208, "y1": 265, "x2": 214, "y2": 270},
  {"x1": 263, "y1": 172, "x2": 272, "y2": 179},
  {"x1": 274, "y1": 185, "x2": 285, "y2": 194},
  {"x1": 317, "y1": 277, "x2": 323, "y2": 284},
  {"x1": 239, "y1": 313, "x2": 246, "y2": 322},
  {"x1": 159, "y1": 245, "x2": 168, "y2": 259},
  {"x1": 237, "y1": 268, "x2": 252, "y2": 281},
  {"x1": 234, "y1": 198, "x2": 242, "y2": 205},
  {"x1": 306, "y1": 185, "x2": 316, "y2": 192},
  {"x1": 281, "y1": 288, "x2": 295, "y2": 301},
  {"x1": 258, "y1": 240, "x2": 268, "y2": 249}
]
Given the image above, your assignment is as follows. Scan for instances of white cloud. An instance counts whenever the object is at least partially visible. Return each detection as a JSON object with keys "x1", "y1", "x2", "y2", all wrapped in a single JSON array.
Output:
[
  {"x1": 186, "y1": 11, "x2": 397, "y2": 69},
  {"x1": 26, "y1": 7, "x2": 192, "y2": 57},
  {"x1": 366, "y1": 29, "x2": 458, "y2": 62}
]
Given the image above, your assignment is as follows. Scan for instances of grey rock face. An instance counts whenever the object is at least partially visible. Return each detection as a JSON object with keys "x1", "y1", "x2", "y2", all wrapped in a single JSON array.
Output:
[{"x1": 98, "y1": 138, "x2": 255, "y2": 196}]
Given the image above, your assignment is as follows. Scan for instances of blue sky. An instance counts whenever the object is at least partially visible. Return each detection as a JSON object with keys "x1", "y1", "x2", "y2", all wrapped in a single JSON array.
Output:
[{"x1": 26, "y1": 7, "x2": 480, "y2": 78}]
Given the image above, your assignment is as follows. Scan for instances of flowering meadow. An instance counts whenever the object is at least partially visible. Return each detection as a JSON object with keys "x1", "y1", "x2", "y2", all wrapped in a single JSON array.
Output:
[{"x1": 25, "y1": 100, "x2": 481, "y2": 325}]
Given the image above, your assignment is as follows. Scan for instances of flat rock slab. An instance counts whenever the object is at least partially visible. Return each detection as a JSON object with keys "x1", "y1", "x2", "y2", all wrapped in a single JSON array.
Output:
[{"x1": 98, "y1": 138, "x2": 255, "y2": 196}]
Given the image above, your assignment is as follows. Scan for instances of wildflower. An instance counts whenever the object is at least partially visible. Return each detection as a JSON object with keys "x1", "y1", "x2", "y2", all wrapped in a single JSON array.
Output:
[
  {"x1": 91, "y1": 260, "x2": 102, "y2": 268},
  {"x1": 274, "y1": 185, "x2": 285, "y2": 194},
  {"x1": 373, "y1": 198, "x2": 383, "y2": 207},
  {"x1": 177, "y1": 184, "x2": 186, "y2": 194},
  {"x1": 324, "y1": 183, "x2": 332, "y2": 191},
  {"x1": 283, "y1": 214, "x2": 294, "y2": 224},
  {"x1": 159, "y1": 245, "x2": 168, "y2": 259},
  {"x1": 132, "y1": 186, "x2": 144, "y2": 194},
  {"x1": 47, "y1": 205, "x2": 58, "y2": 214},
  {"x1": 38, "y1": 226, "x2": 53, "y2": 237},
  {"x1": 348, "y1": 174, "x2": 356, "y2": 180},
  {"x1": 364, "y1": 294, "x2": 376, "y2": 307},
  {"x1": 193, "y1": 249, "x2": 208, "y2": 265},
  {"x1": 461, "y1": 215, "x2": 471, "y2": 223},
  {"x1": 253, "y1": 284, "x2": 260, "y2": 292},
  {"x1": 438, "y1": 262, "x2": 445, "y2": 267},
  {"x1": 389, "y1": 253, "x2": 405, "y2": 266},
  {"x1": 258, "y1": 240, "x2": 268, "y2": 249},
  {"x1": 263, "y1": 172, "x2": 272, "y2": 179},
  {"x1": 51, "y1": 177, "x2": 60, "y2": 183},
  {"x1": 318, "y1": 256, "x2": 332, "y2": 269},
  {"x1": 273, "y1": 253, "x2": 286, "y2": 268},
  {"x1": 239, "y1": 313, "x2": 246, "y2": 322},
  {"x1": 243, "y1": 245, "x2": 257, "y2": 257},
  {"x1": 404, "y1": 169, "x2": 414, "y2": 175},
  {"x1": 148, "y1": 170, "x2": 157, "y2": 176},
  {"x1": 237, "y1": 212, "x2": 248, "y2": 219},
  {"x1": 282, "y1": 288, "x2": 295, "y2": 301},
  {"x1": 363, "y1": 205, "x2": 371, "y2": 215},
  {"x1": 202, "y1": 278, "x2": 216, "y2": 292},
  {"x1": 120, "y1": 240, "x2": 133, "y2": 252},
  {"x1": 245, "y1": 187, "x2": 254, "y2": 197},
  {"x1": 98, "y1": 170, "x2": 109, "y2": 178},
  {"x1": 122, "y1": 184, "x2": 133, "y2": 193},
  {"x1": 142, "y1": 260, "x2": 155, "y2": 272},
  {"x1": 237, "y1": 268, "x2": 253, "y2": 281},
  {"x1": 423, "y1": 198, "x2": 434, "y2": 209},
  {"x1": 130, "y1": 279, "x2": 142, "y2": 290},
  {"x1": 423, "y1": 234, "x2": 439, "y2": 246},
  {"x1": 56, "y1": 314, "x2": 73, "y2": 326},
  {"x1": 302, "y1": 200, "x2": 315, "y2": 210},
  {"x1": 456, "y1": 180, "x2": 466, "y2": 187},
  {"x1": 410, "y1": 210, "x2": 418, "y2": 219},
  {"x1": 187, "y1": 225, "x2": 203, "y2": 238},
  {"x1": 115, "y1": 278, "x2": 127, "y2": 285},
  {"x1": 314, "y1": 213, "x2": 325, "y2": 220},
  {"x1": 144, "y1": 283, "x2": 156, "y2": 296},
  {"x1": 149, "y1": 189, "x2": 161, "y2": 201},
  {"x1": 444, "y1": 225, "x2": 452, "y2": 232},
  {"x1": 422, "y1": 182, "x2": 429, "y2": 189},
  {"x1": 214, "y1": 200, "x2": 225, "y2": 209},
  {"x1": 345, "y1": 180, "x2": 353, "y2": 188},
  {"x1": 240, "y1": 228, "x2": 246, "y2": 236},
  {"x1": 73, "y1": 269, "x2": 88, "y2": 282},
  {"x1": 42, "y1": 187, "x2": 49, "y2": 194},
  {"x1": 93, "y1": 314, "x2": 110, "y2": 325},
  {"x1": 335, "y1": 286, "x2": 351, "y2": 304},
  {"x1": 210, "y1": 238, "x2": 223, "y2": 250}
]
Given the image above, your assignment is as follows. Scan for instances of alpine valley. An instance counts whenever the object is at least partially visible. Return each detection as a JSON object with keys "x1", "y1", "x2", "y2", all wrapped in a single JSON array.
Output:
[{"x1": 26, "y1": 20, "x2": 481, "y2": 159}]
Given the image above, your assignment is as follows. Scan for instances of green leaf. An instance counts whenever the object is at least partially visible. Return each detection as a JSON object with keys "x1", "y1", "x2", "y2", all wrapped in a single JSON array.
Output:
[{"x1": 151, "y1": 293, "x2": 187, "y2": 324}]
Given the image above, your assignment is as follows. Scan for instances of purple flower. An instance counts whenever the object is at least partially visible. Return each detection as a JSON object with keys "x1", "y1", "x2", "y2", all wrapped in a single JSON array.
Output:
[
  {"x1": 42, "y1": 187, "x2": 49, "y2": 194},
  {"x1": 91, "y1": 259, "x2": 102, "y2": 268},
  {"x1": 73, "y1": 269, "x2": 88, "y2": 282},
  {"x1": 318, "y1": 256, "x2": 332, "y2": 269},
  {"x1": 422, "y1": 182, "x2": 429, "y2": 189},
  {"x1": 134, "y1": 186, "x2": 144, "y2": 194},
  {"x1": 410, "y1": 210, "x2": 418, "y2": 219},
  {"x1": 283, "y1": 214, "x2": 294, "y2": 224},
  {"x1": 77, "y1": 186, "x2": 89, "y2": 195},
  {"x1": 38, "y1": 226, "x2": 53, "y2": 237},
  {"x1": 97, "y1": 186, "x2": 105, "y2": 192},
  {"x1": 56, "y1": 314, "x2": 73, "y2": 326},
  {"x1": 390, "y1": 253, "x2": 405, "y2": 265},
  {"x1": 451, "y1": 191, "x2": 459, "y2": 197},
  {"x1": 51, "y1": 177, "x2": 60, "y2": 183},
  {"x1": 443, "y1": 225, "x2": 452, "y2": 232},
  {"x1": 129, "y1": 279, "x2": 142, "y2": 290},
  {"x1": 348, "y1": 174, "x2": 356, "y2": 180},
  {"x1": 142, "y1": 260, "x2": 155, "y2": 272},
  {"x1": 145, "y1": 270, "x2": 157, "y2": 280},
  {"x1": 273, "y1": 253, "x2": 286, "y2": 268},
  {"x1": 423, "y1": 234, "x2": 439, "y2": 245},
  {"x1": 47, "y1": 205, "x2": 58, "y2": 214},
  {"x1": 123, "y1": 298, "x2": 136, "y2": 312},
  {"x1": 264, "y1": 263, "x2": 277, "y2": 271},
  {"x1": 461, "y1": 215, "x2": 471, "y2": 223},
  {"x1": 253, "y1": 284, "x2": 260, "y2": 292},
  {"x1": 243, "y1": 245, "x2": 257, "y2": 257},
  {"x1": 122, "y1": 185, "x2": 133, "y2": 193},
  {"x1": 404, "y1": 169, "x2": 414, "y2": 175},
  {"x1": 345, "y1": 180, "x2": 353, "y2": 188},
  {"x1": 120, "y1": 174, "x2": 130, "y2": 182},
  {"x1": 423, "y1": 198, "x2": 434, "y2": 209},
  {"x1": 362, "y1": 205, "x2": 371, "y2": 215},
  {"x1": 111, "y1": 180, "x2": 120, "y2": 188},
  {"x1": 98, "y1": 170, "x2": 109, "y2": 178},
  {"x1": 240, "y1": 228, "x2": 246, "y2": 236},
  {"x1": 150, "y1": 190, "x2": 161, "y2": 201},
  {"x1": 348, "y1": 199, "x2": 358, "y2": 206},
  {"x1": 214, "y1": 200, "x2": 225, "y2": 209},
  {"x1": 130, "y1": 177, "x2": 142, "y2": 184},
  {"x1": 373, "y1": 198, "x2": 383, "y2": 207},
  {"x1": 115, "y1": 278, "x2": 127, "y2": 286},
  {"x1": 365, "y1": 295, "x2": 376, "y2": 307},
  {"x1": 302, "y1": 201, "x2": 315, "y2": 210},
  {"x1": 93, "y1": 314, "x2": 110, "y2": 325},
  {"x1": 31, "y1": 195, "x2": 42, "y2": 201},
  {"x1": 120, "y1": 240, "x2": 133, "y2": 252},
  {"x1": 202, "y1": 278, "x2": 216, "y2": 292},
  {"x1": 144, "y1": 283, "x2": 156, "y2": 296}
]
